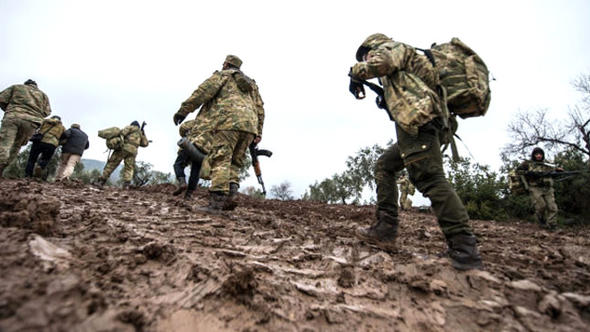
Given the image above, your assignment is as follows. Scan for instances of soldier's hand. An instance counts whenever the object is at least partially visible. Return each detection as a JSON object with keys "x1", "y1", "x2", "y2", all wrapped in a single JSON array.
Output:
[
  {"x1": 173, "y1": 113, "x2": 186, "y2": 126},
  {"x1": 254, "y1": 136, "x2": 261, "y2": 144}
]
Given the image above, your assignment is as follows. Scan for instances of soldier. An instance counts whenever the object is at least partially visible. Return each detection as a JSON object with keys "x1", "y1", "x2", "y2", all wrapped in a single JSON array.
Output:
[
  {"x1": 25, "y1": 115, "x2": 65, "y2": 179},
  {"x1": 397, "y1": 174, "x2": 415, "y2": 211},
  {"x1": 349, "y1": 33, "x2": 482, "y2": 270},
  {"x1": 517, "y1": 147, "x2": 562, "y2": 229},
  {"x1": 96, "y1": 121, "x2": 149, "y2": 188},
  {"x1": 173, "y1": 55, "x2": 264, "y2": 211},
  {"x1": 172, "y1": 118, "x2": 204, "y2": 200},
  {"x1": 0, "y1": 79, "x2": 52, "y2": 177},
  {"x1": 56, "y1": 123, "x2": 89, "y2": 180}
]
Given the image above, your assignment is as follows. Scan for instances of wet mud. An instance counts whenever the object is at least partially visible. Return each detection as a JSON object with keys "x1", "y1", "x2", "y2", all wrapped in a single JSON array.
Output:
[{"x1": 0, "y1": 178, "x2": 589, "y2": 331}]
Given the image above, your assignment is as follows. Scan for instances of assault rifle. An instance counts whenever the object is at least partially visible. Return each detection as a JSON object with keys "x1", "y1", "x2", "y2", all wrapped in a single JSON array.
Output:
[
  {"x1": 523, "y1": 170, "x2": 588, "y2": 181},
  {"x1": 249, "y1": 142, "x2": 273, "y2": 196}
]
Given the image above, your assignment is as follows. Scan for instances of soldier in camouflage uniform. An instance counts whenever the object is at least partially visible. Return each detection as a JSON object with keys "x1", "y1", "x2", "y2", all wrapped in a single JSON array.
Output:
[
  {"x1": 96, "y1": 121, "x2": 149, "y2": 188},
  {"x1": 397, "y1": 174, "x2": 415, "y2": 211},
  {"x1": 172, "y1": 118, "x2": 206, "y2": 200},
  {"x1": 173, "y1": 55, "x2": 264, "y2": 211},
  {"x1": 517, "y1": 147, "x2": 562, "y2": 228},
  {"x1": 349, "y1": 33, "x2": 482, "y2": 270},
  {"x1": 0, "y1": 79, "x2": 52, "y2": 177},
  {"x1": 25, "y1": 115, "x2": 65, "y2": 179}
]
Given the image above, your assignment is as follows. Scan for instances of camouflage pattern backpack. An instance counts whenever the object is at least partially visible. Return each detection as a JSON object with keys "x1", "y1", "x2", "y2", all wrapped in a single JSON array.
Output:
[
  {"x1": 430, "y1": 38, "x2": 491, "y2": 118},
  {"x1": 98, "y1": 127, "x2": 124, "y2": 150}
]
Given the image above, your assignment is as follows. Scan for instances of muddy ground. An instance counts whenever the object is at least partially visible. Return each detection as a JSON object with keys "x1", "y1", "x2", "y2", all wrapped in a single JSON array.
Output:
[{"x1": 0, "y1": 178, "x2": 589, "y2": 331}]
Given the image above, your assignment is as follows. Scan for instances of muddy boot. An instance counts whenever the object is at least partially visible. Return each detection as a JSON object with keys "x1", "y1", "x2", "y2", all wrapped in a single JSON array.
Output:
[
  {"x1": 446, "y1": 233, "x2": 483, "y2": 271},
  {"x1": 93, "y1": 177, "x2": 107, "y2": 187},
  {"x1": 33, "y1": 165, "x2": 43, "y2": 178},
  {"x1": 356, "y1": 210, "x2": 398, "y2": 251},
  {"x1": 223, "y1": 182, "x2": 239, "y2": 211},
  {"x1": 122, "y1": 181, "x2": 132, "y2": 190},
  {"x1": 197, "y1": 192, "x2": 227, "y2": 214},
  {"x1": 184, "y1": 189, "x2": 194, "y2": 200},
  {"x1": 172, "y1": 177, "x2": 187, "y2": 196}
]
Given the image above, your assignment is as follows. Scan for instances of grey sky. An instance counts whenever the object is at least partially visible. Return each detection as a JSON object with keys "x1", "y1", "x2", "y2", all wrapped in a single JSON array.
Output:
[{"x1": 1, "y1": 0, "x2": 589, "y2": 201}]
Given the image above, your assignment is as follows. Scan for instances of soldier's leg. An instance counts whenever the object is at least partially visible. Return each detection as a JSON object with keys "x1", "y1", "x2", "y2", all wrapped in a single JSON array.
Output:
[
  {"x1": 0, "y1": 115, "x2": 20, "y2": 167},
  {"x1": 56, "y1": 153, "x2": 70, "y2": 179},
  {"x1": 173, "y1": 150, "x2": 189, "y2": 180},
  {"x1": 209, "y1": 130, "x2": 239, "y2": 194},
  {"x1": 25, "y1": 142, "x2": 44, "y2": 177},
  {"x1": 122, "y1": 153, "x2": 136, "y2": 183},
  {"x1": 397, "y1": 120, "x2": 481, "y2": 270},
  {"x1": 528, "y1": 187, "x2": 547, "y2": 224},
  {"x1": 7, "y1": 118, "x2": 37, "y2": 168},
  {"x1": 376, "y1": 144, "x2": 405, "y2": 217},
  {"x1": 399, "y1": 191, "x2": 408, "y2": 210},
  {"x1": 37, "y1": 143, "x2": 57, "y2": 169},
  {"x1": 62, "y1": 154, "x2": 81, "y2": 179},
  {"x1": 102, "y1": 151, "x2": 124, "y2": 180},
  {"x1": 544, "y1": 188, "x2": 558, "y2": 225},
  {"x1": 229, "y1": 132, "x2": 254, "y2": 183}
]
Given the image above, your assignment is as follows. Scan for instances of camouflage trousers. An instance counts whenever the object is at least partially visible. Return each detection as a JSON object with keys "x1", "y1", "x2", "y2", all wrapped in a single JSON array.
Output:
[
  {"x1": 0, "y1": 113, "x2": 39, "y2": 167},
  {"x1": 529, "y1": 186, "x2": 558, "y2": 225},
  {"x1": 209, "y1": 130, "x2": 255, "y2": 193},
  {"x1": 102, "y1": 149, "x2": 136, "y2": 182},
  {"x1": 399, "y1": 191, "x2": 412, "y2": 210},
  {"x1": 375, "y1": 119, "x2": 474, "y2": 238}
]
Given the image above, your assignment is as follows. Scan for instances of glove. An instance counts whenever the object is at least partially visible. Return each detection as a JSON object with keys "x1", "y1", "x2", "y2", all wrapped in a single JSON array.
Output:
[
  {"x1": 173, "y1": 113, "x2": 186, "y2": 125},
  {"x1": 348, "y1": 67, "x2": 365, "y2": 99}
]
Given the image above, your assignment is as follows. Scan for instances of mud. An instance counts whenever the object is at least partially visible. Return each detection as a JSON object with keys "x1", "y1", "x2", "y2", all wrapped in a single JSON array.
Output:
[{"x1": 0, "y1": 178, "x2": 589, "y2": 331}]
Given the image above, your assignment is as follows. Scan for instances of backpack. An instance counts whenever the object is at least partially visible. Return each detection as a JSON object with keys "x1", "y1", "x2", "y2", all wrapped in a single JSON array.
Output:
[
  {"x1": 98, "y1": 127, "x2": 124, "y2": 150},
  {"x1": 429, "y1": 38, "x2": 491, "y2": 118}
]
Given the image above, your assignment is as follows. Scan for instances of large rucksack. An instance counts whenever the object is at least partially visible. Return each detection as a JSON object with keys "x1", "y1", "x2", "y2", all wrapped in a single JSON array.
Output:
[
  {"x1": 429, "y1": 38, "x2": 491, "y2": 118},
  {"x1": 98, "y1": 127, "x2": 124, "y2": 150}
]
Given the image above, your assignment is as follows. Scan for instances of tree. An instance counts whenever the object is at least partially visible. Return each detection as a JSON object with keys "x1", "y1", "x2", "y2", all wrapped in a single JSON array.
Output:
[
  {"x1": 242, "y1": 185, "x2": 265, "y2": 199},
  {"x1": 270, "y1": 181, "x2": 294, "y2": 200},
  {"x1": 504, "y1": 73, "x2": 590, "y2": 164}
]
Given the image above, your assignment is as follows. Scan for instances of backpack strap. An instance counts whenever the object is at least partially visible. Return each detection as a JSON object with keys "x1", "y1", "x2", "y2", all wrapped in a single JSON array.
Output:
[{"x1": 415, "y1": 47, "x2": 436, "y2": 67}]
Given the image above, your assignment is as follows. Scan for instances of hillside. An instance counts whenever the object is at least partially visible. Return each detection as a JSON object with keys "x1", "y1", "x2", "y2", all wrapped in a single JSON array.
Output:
[{"x1": 0, "y1": 178, "x2": 589, "y2": 331}]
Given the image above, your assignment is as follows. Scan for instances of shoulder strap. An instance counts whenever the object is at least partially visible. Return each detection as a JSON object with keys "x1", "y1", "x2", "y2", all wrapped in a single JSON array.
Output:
[{"x1": 415, "y1": 47, "x2": 436, "y2": 67}]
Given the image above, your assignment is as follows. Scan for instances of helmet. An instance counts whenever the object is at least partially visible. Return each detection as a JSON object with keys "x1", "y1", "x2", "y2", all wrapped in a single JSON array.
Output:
[
  {"x1": 131, "y1": 121, "x2": 140, "y2": 127},
  {"x1": 224, "y1": 55, "x2": 242, "y2": 69},
  {"x1": 51, "y1": 115, "x2": 61, "y2": 121},
  {"x1": 24, "y1": 79, "x2": 37, "y2": 86},
  {"x1": 356, "y1": 33, "x2": 391, "y2": 61},
  {"x1": 531, "y1": 147, "x2": 545, "y2": 161}
]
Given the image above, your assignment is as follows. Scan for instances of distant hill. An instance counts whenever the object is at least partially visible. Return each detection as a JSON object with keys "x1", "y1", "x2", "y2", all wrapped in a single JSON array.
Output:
[{"x1": 81, "y1": 158, "x2": 121, "y2": 181}]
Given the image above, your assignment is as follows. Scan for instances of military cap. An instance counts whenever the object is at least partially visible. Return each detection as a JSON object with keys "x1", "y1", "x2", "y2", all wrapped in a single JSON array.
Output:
[
  {"x1": 224, "y1": 55, "x2": 242, "y2": 69},
  {"x1": 131, "y1": 120, "x2": 140, "y2": 127},
  {"x1": 71, "y1": 123, "x2": 81, "y2": 129},
  {"x1": 356, "y1": 33, "x2": 391, "y2": 61},
  {"x1": 51, "y1": 115, "x2": 61, "y2": 120},
  {"x1": 24, "y1": 79, "x2": 37, "y2": 86}
]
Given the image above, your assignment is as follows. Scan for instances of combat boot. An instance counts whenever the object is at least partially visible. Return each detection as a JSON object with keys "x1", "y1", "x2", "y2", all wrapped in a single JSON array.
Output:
[
  {"x1": 122, "y1": 181, "x2": 132, "y2": 189},
  {"x1": 33, "y1": 165, "x2": 43, "y2": 178},
  {"x1": 93, "y1": 177, "x2": 107, "y2": 187},
  {"x1": 356, "y1": 210, "x2": 398, "y2": 251},
  {"x1": 184, "y1": 189, "x2": 193, "y2": 200},
  {"x1": 446, "y1": 233, "x2": 483, "y2": 270},
  {"x1": 172, "y1": 177, "x2": 187, "y2": 196},
  {"x1": 197, "y1": 191, "x2": 227, "y2": 214},
  {"x1": 223, "y1": 182, "x2": 239, "y2": 211}
]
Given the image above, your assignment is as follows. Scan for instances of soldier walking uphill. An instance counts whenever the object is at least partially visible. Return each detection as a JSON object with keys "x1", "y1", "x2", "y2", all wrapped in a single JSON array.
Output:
[
  {"x1": 349, "y1": 33, "x2": 482, "y2": 270},
  {"x1": 96, "y1": 121, "x2": 149, "y2": 188},
  {"x1": 517, "y1": 147, "x2": 562, "y2": 229},
  {"x1": 0, "y1": 79, "x2": 52, "y2": 177},
  {"x1": 173, "y1": 55, "x2": 265, "y2": 212},
  {"x1": 397, "y1": 174, "x2": 415, "y2": 211},
  {"x1": 25, "y1": 115, "x2": 65, "y2": 179},
  {"x1": 56, "y1": 123, "x2": 89, "y2": 181},
  {"x1": 172, "y1": 119, "x2": 203, "y2": 200}
]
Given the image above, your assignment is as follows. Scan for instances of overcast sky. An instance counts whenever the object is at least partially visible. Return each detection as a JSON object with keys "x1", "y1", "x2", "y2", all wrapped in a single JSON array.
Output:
[{"x1": 2, "y1": 0, "x2": 589, "y2": 201}]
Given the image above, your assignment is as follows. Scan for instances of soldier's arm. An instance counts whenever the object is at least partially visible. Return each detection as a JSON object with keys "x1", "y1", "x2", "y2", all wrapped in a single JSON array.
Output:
[
  {"x1": 0, "y1": 86, "x2": 14, "y2": 111},
  {"x1": 43, "y1": 94, "x2": 52, "y2": 117},
  {"x1": 252, "y1": 84, "x2": 265, "y2": 137},
  {"x1": 140, "y1": 133, "x2": 149, "y2": 147},
  {"x1": 350, "y1": 43, "x2": 408, "y2": 80},
  {"x1": 177, "y1": 72, "x2": 226, "y2": 117}
]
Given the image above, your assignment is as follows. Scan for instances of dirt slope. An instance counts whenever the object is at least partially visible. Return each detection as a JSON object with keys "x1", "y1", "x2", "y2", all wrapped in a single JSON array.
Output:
[{"x1": 0, "y1": 179, "x2": 589, "y2": 331}]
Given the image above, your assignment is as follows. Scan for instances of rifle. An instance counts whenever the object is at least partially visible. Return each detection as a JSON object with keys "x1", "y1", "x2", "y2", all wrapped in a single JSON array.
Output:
[
  {"x1": 524, "y1": 170, "x2": 589, "y2": 181},
  {"x1": 249, "y1": 142, "x2": 273, "y2": 196}
]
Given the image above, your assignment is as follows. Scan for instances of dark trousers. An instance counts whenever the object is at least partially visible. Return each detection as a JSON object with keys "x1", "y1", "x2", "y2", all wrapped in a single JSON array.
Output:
[
  {"x1": 173, "y1": 149, "x2": 202, "y2": 191},
  {"x1": 25, "y1": 141, "x2": 56, "y2": 177}
]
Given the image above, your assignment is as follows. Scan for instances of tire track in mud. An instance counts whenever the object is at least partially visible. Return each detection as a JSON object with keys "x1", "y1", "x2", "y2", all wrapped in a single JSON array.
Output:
[{"x1": 0, "y1": 179, "x2": 589, "y2": 331}]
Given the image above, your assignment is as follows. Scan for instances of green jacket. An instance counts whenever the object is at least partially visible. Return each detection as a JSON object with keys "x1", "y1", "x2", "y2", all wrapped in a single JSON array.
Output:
[
  {"x1": 351, "y1": 40, "x2": 441, "y2": 136},
  {"x1": 0, "y1": 84, "x2": 51, "y2": 124},
  {"x1": 120, "y1": 125, "x2": 149, "y2": 155},
  {"x1": 177, "y1": 69, "x2": 263, "y2": 136},
  {"x1": 38, "y1": 117, "x2": 65, "y2": 147}
]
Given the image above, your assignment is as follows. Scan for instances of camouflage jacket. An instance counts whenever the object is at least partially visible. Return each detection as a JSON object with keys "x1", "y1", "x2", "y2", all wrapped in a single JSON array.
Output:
[
  {"x1": 517, "y1": 160, "x2": 557, "y2": 188},
  {"x1": 0, "y1": 84, "x2": 52, "y2": 124},
  {"x1": 38, "y1": 117, "x2": 65, "y2": 147},
  {"x1": 120, "y1": 125, "x2": 149, "y2": 156},
  {"x1": 177, "y1": 69, "x2": 262, "y2": 135},
  {"x1": 351, "y1": 41, "x2": 441, "y2": 135}
]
